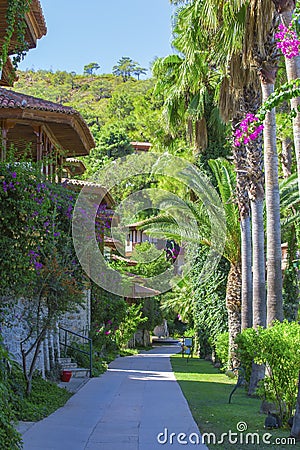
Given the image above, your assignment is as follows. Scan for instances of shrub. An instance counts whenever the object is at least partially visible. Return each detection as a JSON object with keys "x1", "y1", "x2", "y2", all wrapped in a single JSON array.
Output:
[
  {"x1": 0, "y1": 383, "x2": 22, "y2": 449},
  {"x1": 0, "y1": 342, "x2": 22, "y2": 449},
  {"x1": 8, "y1": 366, "x2": 72, "y2": 422},
  {"x1": 236, "y1": 321, "x2": 300, "y2": 422},
  {"x1": 114, "y1": 304, "x2": 147, "y2": 349},
  {"x1": 215, "y1": 332, "x2": 229, "y2": 369},
  {"x1": 235, "y1": 327, "x2": 260, "y2": 383}
]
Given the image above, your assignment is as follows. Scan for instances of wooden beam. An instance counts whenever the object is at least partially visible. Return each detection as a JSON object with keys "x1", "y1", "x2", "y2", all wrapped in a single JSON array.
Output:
[
  {"x1": 32, "y1": 125, "x2": 43, "y2": 161},
  {"x1": 1, "y1": 119, "x2": 16, "y2": 160},
  {"x1": 1, "y1": 126, "x2": 7, "y2": 161}
]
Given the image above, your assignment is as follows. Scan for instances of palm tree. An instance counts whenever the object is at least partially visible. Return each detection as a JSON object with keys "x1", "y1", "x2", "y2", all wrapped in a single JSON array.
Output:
[
  {"x1": 257, "y1": 18, "x2": 284, "y2": 325},
  {"x1": 217, "y1": 0, "x2": 282, "y2": 326},
  {"x1": 242, "y1": 84, "x2": 267, "y2": 329},
  {"x1": 198, "y1": 0, "x2": 283, "y2": 325},
  {"x1": 279, "y1": 170, "x2": 300, "y2": 439},
  {"x1": 187, "y1": 0, "x2": 268, "y2": 332},
  {"x1": 137, "y1": 158, "x2": 241, "y2": 367},
  {"x1": 167, "y1": 0, "x2": 254, "y2": 330},
  {"x1": 154, "y1": 1, "x2": 230, "y2": 157},
  {"x1": 231, "y1": 114, "x2": 253, "y2": 330}
]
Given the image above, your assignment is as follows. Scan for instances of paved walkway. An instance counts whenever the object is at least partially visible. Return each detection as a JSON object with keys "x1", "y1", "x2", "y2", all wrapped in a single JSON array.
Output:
[{"x1": 21, "y1": 345, "x2": 208, "y2": 450}]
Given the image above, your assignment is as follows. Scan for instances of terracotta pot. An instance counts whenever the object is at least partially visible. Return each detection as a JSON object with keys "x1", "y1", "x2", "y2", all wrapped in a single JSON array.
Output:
[{"x1": 61, "y1": 370, "x2": 72, "y2": 382}]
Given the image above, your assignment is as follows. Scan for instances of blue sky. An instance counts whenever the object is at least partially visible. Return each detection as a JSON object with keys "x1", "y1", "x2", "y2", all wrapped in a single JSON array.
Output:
[{"x1": 19, "y1": 0, "x2": 176, "y2": 76}]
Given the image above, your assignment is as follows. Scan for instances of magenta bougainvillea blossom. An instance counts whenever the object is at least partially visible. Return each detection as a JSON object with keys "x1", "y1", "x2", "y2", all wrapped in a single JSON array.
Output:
[
  {"x1": 275, "y1": 23, "x2": 300, "y2": 58},
  {"x1": 234, "y1": 113, "x2": 264, "y2": 147}
]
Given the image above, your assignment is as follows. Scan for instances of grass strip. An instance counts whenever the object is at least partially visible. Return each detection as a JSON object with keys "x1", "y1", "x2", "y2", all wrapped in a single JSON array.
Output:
[{"x1": 171, "y1": 354, "x2": 299, "y2": 449}]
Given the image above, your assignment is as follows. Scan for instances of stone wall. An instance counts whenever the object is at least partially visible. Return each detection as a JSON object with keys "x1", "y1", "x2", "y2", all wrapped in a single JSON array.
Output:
[
  {"x1": 1, "y1": 298, "x2": 47, "y2": 375},
  {"x1": 1, "y1": 290, "x2": 91, "y2": 375},
  {"x1": 59, "y1": 289, "x2": 91, "y2": 337}
]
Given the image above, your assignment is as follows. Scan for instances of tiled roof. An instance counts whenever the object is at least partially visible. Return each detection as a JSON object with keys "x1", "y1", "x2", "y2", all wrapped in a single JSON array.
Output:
[
  {"x1": 0, "y1": 88, "x2": 77, "y2": 115},
  {"x1": 0, "y1": 88, "x2": 95, "y2": 156},
  {"x1": 62, "y1": 178, "x2": 115, "y2": 207}
]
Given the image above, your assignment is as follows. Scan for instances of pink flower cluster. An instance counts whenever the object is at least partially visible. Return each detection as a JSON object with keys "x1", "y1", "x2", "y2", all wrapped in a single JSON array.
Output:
[
  {"x1": 234, "y1": 113, "x2": 264, "y2": 147},
  {"x1": 275, "y1": 23, "x2": 300, "y2": 58}
]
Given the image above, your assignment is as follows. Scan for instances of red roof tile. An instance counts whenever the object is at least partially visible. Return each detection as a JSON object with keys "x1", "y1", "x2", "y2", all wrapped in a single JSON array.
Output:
[
  {"x1": 0, "y1": 88, "x2": 77, "y2": 115},
  {"x1": 0, "y1": 88, "x2": 95, "y2": 156}
]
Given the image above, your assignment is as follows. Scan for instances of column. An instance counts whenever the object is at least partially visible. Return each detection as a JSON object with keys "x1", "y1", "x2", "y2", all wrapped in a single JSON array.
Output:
[{"x1": 1, "y1": 124, "x2": 7, "y2": 161}]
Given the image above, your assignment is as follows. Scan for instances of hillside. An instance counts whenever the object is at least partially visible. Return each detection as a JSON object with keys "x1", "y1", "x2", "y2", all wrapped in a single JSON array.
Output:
[{"x1": 13, "y1": 70, "x2": 163, "y2": 145}]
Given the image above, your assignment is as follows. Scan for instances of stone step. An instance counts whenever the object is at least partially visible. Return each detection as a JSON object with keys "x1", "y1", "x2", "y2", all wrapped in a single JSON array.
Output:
[
  {"x1": 69, "y1": 368, "x2": 90, "y2": 378},
  {"x1": 58, "y1": 357, "x2": 72, "y2": 364},
  {"x1": 60, "y1": 362, "x2": 78, "y2": 369}
]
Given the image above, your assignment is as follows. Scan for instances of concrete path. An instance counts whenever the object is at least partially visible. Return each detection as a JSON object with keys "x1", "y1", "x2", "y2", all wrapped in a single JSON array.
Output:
[{"x1": 21, "y1": 345, "x2": 208, "y2": 450}]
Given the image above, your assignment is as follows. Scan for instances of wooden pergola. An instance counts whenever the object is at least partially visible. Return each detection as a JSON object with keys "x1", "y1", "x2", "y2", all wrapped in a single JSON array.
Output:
[{"x1": 0, "y1": 0, "x2": 47, "y2": 86}]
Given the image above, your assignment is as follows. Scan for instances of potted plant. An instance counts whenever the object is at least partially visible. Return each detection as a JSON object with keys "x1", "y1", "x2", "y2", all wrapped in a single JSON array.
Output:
[{"x1": 61, "y1": 370, "x2": 72, "y2": 382}]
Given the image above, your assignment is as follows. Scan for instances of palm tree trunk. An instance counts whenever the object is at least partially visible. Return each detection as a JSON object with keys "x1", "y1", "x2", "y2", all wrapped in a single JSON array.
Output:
[
  {"x1": 226, "y1": 262, "x2": 242, "y2": 368},
  {"x1": 260, "y1": 81, "x2": 283, "y2": 325},
  {"x1": 283, "y1": 36, "x2": 300, "y2": 196},
  {"x1": 281, "y1": 136, "x2": 293, "y2": 178},
  {"x1": 251, "y1": 197, "x2": 266, "y2": 327},
  {"x1": 241, "y1": 216, "x2": 253, "y2": 329},
  {"x1": 243, "y1": 85, "x2": 267, "y2": 395},
  {"x1": 243, "y1": 85, "x2": 266, "y2": 329},
  {"x1": 233, "y1": 116, "x2": 252, "y2": 330},
  {"x1": 274, "y1": 2, "x2": 300, "y2": 196},
  {"x1": 249, "y1": 188, "x2": 266, "y2": 397}
]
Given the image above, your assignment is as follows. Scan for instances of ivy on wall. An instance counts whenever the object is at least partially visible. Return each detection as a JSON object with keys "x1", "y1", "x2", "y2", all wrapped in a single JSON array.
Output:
[{"x1": 0, "y1": 0, "x2": 31, "y2": 71}]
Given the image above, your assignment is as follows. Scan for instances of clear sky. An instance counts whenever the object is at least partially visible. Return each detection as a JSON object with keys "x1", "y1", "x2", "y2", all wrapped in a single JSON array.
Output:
[{"x1": 19, "y1": 0, "x2": 176, "y2": 76}]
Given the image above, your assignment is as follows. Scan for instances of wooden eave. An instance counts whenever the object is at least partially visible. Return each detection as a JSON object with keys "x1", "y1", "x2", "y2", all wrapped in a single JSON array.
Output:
[
  {"x1": 0, "y1": 0, "x2": 47, "y2": 54},
  {"x1": 26, "y1": 0, "x2": 47, "y2": 40},
  {"x1": 0, "y1": 107, "x2": 95, "y2": 156},
  {"x1": 130, "y1": 141, "x2": 152, "y2": 152}
]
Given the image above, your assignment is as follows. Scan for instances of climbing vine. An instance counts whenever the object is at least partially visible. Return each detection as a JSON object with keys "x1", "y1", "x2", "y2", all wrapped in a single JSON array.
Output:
[
  {"x1": 0, "y1": 0, "x2": 32, "y2": 72},
  {"x1": 233, "y1": 78, "x2": 300, "y2": 145}
]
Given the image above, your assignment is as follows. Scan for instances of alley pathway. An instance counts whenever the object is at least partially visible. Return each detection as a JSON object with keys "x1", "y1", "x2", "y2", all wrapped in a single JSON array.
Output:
[{"x1": 21, "y1": 345, "x2": 208, "y2": 450}]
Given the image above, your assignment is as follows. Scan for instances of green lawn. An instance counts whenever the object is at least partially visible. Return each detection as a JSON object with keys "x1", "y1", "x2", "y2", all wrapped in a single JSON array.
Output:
[{"x1": 171, "y1": 355, "x2": 299, "y2": 449}]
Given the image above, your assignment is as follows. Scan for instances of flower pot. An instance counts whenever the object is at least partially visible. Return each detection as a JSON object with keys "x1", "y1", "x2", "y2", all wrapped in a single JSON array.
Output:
[{"x1": 61, "y1": 370, "x2": 72, "y2": 382}]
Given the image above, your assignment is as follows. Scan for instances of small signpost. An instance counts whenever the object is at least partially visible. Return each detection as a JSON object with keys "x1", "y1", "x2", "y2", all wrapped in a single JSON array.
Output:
[{"x1": 181, "y1": 336, "x2": 193, "y2": 362}]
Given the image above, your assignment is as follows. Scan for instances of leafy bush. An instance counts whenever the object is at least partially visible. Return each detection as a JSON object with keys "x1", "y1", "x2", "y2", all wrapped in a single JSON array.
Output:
[
  {"x1": 236, "y1": 321, "x2": 300, "y2": 422},
  {"x1": 9, "y1": 367, "x2": 72, "y2": 422},
  {"x1": 235, "y1": 327, "x2": 260, "y2": 383},
  {"x1": 91, "y1": 284, "x2": 127, "y2": 353},
  {"x1": 0, "y1": 158, "x2": 86, "y2": 395},
  {"x1": 215, "y1": 332, "x2": 229, "y2": 369},
  {"x1": 0, "y1": 383, "x2": 22, "y2": 449},
  {"x1": 0, "y1": 342, "x2": 22, "y2": 449},
  {"x1": 190, "y1": 246, "x2": 229, "y2": 357},
  {"x1": 114, "y1": 304, "x2": 147, "y2": 349}
]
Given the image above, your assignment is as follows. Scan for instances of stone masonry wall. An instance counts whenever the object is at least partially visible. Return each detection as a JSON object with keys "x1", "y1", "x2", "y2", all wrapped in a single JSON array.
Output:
[{"x1": 1, "y1": 290, "x2": 91, "y2": 375}]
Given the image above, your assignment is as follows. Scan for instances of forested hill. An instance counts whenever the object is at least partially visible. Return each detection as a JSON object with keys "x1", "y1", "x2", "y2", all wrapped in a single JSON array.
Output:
[{"x1": 12, "y1": 70, "x2": 163, "y2": 145}]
